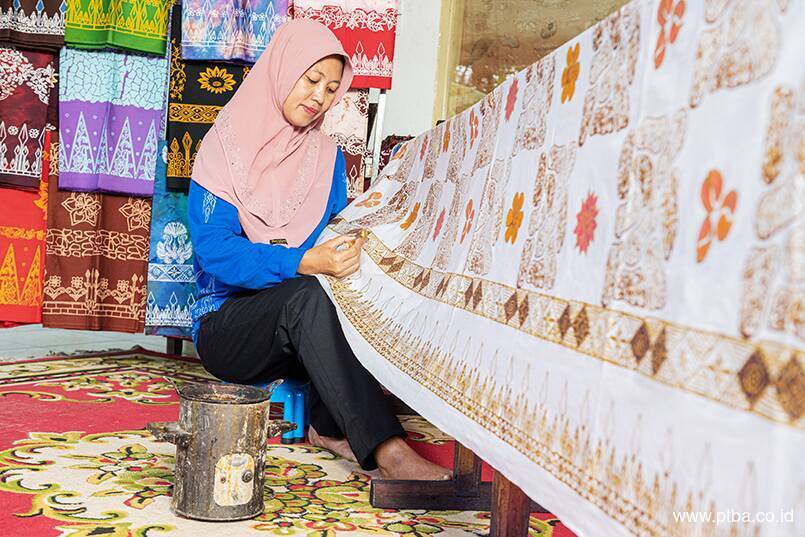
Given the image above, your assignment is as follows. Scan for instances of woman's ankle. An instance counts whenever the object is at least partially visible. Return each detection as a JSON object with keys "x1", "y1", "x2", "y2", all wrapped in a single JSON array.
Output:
[{"x1": 374, "y1": 437, "x2": 410, "y2": 468}]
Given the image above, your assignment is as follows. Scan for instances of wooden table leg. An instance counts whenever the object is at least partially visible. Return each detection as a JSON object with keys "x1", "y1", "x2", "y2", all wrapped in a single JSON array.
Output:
[
  {"x1": 454, "y1": 440, "x2": 482, "y2": 495},
  {"x1": 166, "y1": 337, "x2": 183, "y2": 356},
  {"x1": 490, "y1": 471, "x2": 531, "y2": 537},
  {"x1": 371, "y1": 442, "x2": 548, "y2": 536},
  {"x1": 370, "y1": 442, "x2": 492, "y2": 510}
]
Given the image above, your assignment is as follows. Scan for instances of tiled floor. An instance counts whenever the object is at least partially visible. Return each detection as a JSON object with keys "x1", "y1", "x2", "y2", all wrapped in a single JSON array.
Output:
[{"x1": 0, "y1": 324, "x2": 196, "y2": 363}]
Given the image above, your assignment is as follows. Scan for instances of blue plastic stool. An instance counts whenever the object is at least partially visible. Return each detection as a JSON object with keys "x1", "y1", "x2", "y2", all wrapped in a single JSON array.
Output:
[{"x1": 255, "y1": 378, "x2": 310, "y2": 444}]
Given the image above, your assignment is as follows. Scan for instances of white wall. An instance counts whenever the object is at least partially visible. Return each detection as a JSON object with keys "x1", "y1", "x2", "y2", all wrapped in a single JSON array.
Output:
[{"x1": 381, "y1": 0, "x2": 442, "y2": 139}]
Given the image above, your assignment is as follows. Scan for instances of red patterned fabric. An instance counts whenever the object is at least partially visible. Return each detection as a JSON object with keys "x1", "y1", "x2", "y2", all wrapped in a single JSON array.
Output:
[
  {"x1": 0, "y1": 131, "x2": 49, "y2": 325},
  {"x1": 0, "y1": 47, "x2": 56, "y2": 190},
  {"x1": 293, "y1": 1, "x2": 398, "y2": 90}
]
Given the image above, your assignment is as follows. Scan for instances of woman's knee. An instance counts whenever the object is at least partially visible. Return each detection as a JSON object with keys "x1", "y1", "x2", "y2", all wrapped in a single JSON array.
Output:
[
  {"x1": 287, "y1": 275, "x2": 328, "y2": 304},
  {"x1": 284, "y1": 276, "x2": 334, "y2": 320}
]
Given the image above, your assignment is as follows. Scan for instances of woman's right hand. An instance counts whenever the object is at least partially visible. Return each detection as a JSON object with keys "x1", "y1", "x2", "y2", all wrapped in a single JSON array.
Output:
[{"x1": 298, "y1": 234, "x2": 365, "y2": 278}]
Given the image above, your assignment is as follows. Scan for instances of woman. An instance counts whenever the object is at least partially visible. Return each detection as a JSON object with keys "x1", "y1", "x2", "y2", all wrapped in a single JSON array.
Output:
[{"x1": 187, "y1": 20, "x2": 450, "y2": 481}]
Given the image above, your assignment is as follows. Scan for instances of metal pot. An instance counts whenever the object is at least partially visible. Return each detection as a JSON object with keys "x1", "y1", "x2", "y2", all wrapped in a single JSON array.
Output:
[{"x1": 147, "y1": 380, "x2": 295, "y2": 521}]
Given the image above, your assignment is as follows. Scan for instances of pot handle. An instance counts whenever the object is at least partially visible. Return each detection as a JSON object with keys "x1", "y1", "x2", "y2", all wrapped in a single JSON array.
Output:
[
  {"x1": 147, "y1": 421, "x2": 191, "y2": 447},
  {"x1": 267, "y1": 420, "x2": 297, "y2": 438}
]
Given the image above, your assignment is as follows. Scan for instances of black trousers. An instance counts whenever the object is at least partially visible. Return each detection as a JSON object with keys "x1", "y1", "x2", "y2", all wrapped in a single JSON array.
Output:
[{"x1": 196, "y1": 276, "x2": 405, "y2": 470}]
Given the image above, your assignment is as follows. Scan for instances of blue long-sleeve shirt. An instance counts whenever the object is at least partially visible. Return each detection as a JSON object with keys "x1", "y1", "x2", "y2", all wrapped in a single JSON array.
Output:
[{"x1": 188, "y1": 149, "x2": 348, "y2": 343}]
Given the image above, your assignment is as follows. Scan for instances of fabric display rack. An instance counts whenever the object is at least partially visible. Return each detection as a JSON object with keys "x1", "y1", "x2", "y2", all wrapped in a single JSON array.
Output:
[{"x1": 0, "y1": 0, "x2": 401, "y2": 349}]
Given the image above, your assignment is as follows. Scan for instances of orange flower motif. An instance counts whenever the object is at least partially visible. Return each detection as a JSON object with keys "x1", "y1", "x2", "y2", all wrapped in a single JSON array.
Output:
[
  {"x1": 504, "y1": 192, "x2": 525, "y2": 244},
  {"x1": 355, "y1": 191, "x2": 382, "y2": 208},
  {"x1": 654, "y1": 0, "x2": 685, "y2": 69},
  {"x1": 574, "y1": 192, "x2": 598, "y2": 254},
  {"x1": 505, "y1": 77, "x2": 519, "y2": 120},
  {"x1": 400, "y1": 202, "x2": 420, "y2": 230},
  {"x1": 419, "y1": 136, "x2": 429, "y2": 161},
  {"x1": 561, "y1": 43, "x2": 580, "y2": 104},
  {"x1": 432, "y1": 208, "x2": 446, "y2": 240},
  {"x1": 469, "y1": 110, "x2": 480, "y2": 147},
  {"x1": 461, "y1": 199, "x2": 475, "y2": 244},
  {"x1": 441, "y1": 123, "x2": 451, "y2": 153},
  {"x1": 696, "y1": 170, "x2": 738, "y2": 262}
]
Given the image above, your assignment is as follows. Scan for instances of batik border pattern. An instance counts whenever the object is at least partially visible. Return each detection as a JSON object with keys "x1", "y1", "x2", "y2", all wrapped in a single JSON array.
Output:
[
  {"x1": 328, "y1": 276, "x2": 766, "y2": 537},
  {"x1": 0, "y1": 0, "x2": 66, "y2": 49},
  {"x1": 330, "y1": 218, "x2": 803, "y2": 428}
]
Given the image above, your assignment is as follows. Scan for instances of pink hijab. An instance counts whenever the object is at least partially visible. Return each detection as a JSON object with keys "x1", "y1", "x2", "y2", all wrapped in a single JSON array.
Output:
[{"x1": 192, "y1": 20, "x2": 354, "y2": 247}]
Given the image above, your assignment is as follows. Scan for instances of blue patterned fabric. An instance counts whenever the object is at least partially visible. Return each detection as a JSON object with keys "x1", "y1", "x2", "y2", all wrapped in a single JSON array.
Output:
[
  {"x1": 181, "y1": 0, "x2": 289, "y2": 63},
  {"x1": 145, "y1": 141, "x2": 197, "y2": 338},
  {"x1": 59, "y1": 48, "x2": 167, "y2": 108},
  {"x1": 188, "y1": 149, "x2": 347, "y2": 344}
]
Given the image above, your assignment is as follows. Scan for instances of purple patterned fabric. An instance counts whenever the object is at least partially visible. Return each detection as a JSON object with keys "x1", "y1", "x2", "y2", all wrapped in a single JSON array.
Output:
[{"x1": 58, "y1": 48, "x2": 167, "y2": 197}]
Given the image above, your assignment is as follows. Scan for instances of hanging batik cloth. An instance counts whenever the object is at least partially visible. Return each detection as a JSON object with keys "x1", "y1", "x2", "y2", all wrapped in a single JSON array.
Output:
[
  {"x1": 321, "y1": 89, "x2": 368, "y2": 198},
  {"x1": 44, "y1": 132, "x2": 151, "y2": 332},
  {"x1": 0, "y1": 132, "x2": 50, "y2": 326},
  {"x1": 145, "y1": 140, "x2": 196, "y2": 337},
  {"x1": 0, "y1": 47, "x2": 56, "y2": 190},
  {"x1": 58, "y1": 47, "x2": 166, "y2": 197},
  {"x1": 166, "y1": 6, "x2": 247, "y2": 192},
  {"x1": 65, "y1": 0, "x2": 171, "y2": 55},
  {"x1": 0, "y1": 0, "x2": 66, "y2": 50},
  {"x1": 293, "y1": 0, "x2": 398, "y2": 89},
  {"x1": 181, "y1": 0, "x2": 289, "y2": 63},
  {"x1": 318, "y1": 1, "x2": 805, "y2": 535}
]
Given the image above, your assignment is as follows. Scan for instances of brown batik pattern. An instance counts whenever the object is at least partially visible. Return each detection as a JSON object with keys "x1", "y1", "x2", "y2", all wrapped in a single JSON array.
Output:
[
  {"x1": 433, "y1": 118, "x2": 471, "y2": 271},
  {"x1": 351, "y1": 146, "x2": 423, "y2": 230},
  {"x1": 471, "y1": 90, "x2": 502, "y2": 173},
  {"x1": 43, "y1": 191, "x2": 151, "y2": 333},
  {"x1": 517, "y1": 143, "x2": 577, "y2": 291},
  {"x1": 689, "y1": 0, "x2": 787, "y2": 109},
  {"x1": 395, "y1": 179, "x2": 444, "y2": 261},
  {"x1": 390, "y1": 139, "x2": 418, "y2": 183},
  {"x1": 739, "y1": 85, "x2": 804, "y2": 341},
  {"x1": 465, "y1": 157, "x2": 512, "y2": 276},
  {"x1": 445, "y1": 116, "x2": 467, "y2": 184},
  {"x1": 578, "y1": 1, "x2": 641, "y2": 146},
  {"x1": 512, "y1": 55, "x2": 555, "y2": 156},
  {"x1": 602, "y1": 110, "x2": 687, "y2": 310},
  {"x1": 422, "y1": 122, "x2": 445, "y2": 180}
]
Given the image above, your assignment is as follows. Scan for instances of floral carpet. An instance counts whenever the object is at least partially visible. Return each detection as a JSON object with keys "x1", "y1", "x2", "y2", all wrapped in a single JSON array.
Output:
[{"x1": 0, "y1": 350, "x2": 574, "y2": 536}]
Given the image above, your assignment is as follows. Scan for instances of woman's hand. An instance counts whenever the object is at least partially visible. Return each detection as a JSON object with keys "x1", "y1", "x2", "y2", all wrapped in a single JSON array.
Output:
[{"x1": 298, "y1": 234, "x2": 365, "y2": 278}]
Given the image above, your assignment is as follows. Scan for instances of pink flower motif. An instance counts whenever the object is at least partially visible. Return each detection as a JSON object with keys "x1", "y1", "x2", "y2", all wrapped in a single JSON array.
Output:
[
  {"x1": 574, "y1": 192, "x2": 598, "y2": 254},
  {"x1": 505, "y1": 78, "x2": 519, "y2": 121},
  {"x1": 419, "y1": 136, "x2": 429, "y2": 160},
  {"x1": 432, "y1": 208, "x2": 446, "y2": 240}
]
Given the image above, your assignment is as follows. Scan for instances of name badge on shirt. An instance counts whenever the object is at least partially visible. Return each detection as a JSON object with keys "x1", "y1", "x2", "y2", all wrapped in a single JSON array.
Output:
[{"x1": 270, "y1": 239, "x2": 288, "y2": 245}]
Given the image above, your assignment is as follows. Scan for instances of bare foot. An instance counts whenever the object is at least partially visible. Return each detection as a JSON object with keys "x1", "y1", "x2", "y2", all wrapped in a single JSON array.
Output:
[
  {"x1": 308, "y1": 426, "x2": 358, "y2": 462},
  {"x1": 375, "y1": 437, "x2": 452, "y2": 481}
]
